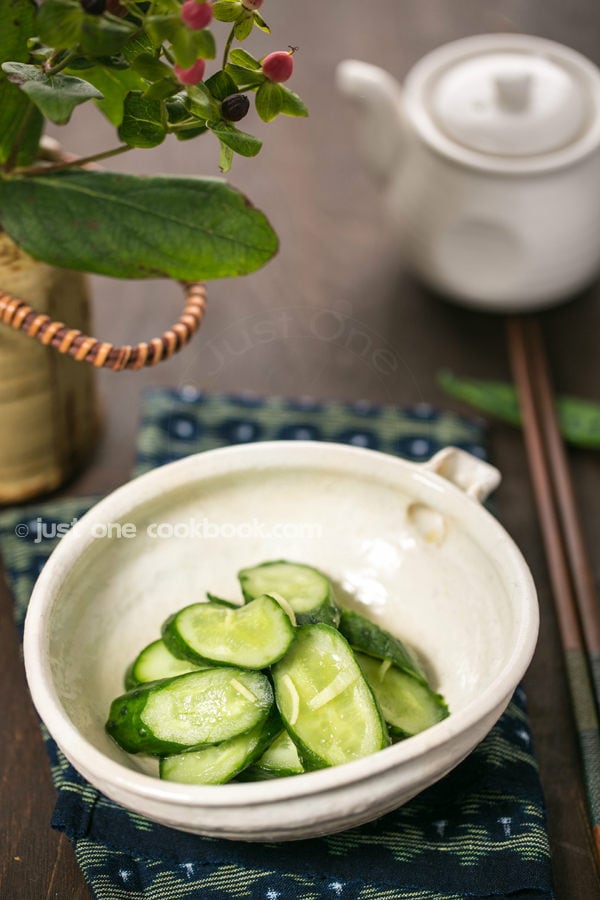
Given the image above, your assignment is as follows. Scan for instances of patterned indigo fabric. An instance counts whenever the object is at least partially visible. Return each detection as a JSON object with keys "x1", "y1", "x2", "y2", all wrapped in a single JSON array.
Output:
[{"x1": 0, "y1": 389, "x2": 554, "y2": 900}]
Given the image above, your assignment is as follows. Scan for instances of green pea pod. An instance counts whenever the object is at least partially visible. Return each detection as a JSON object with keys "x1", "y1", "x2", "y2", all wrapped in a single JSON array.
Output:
[{"x1": 438, "y1": 370, "x2": 600, "y2": 449}]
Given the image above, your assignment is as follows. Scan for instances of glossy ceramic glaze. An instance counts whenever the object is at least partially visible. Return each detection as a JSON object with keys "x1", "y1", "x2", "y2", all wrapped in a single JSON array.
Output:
[
  {"x1": 337, "y1": 34, "x2": 600, "y2": 311},
  {"x1": 23, "y1": 443, "x2": 538, "y2": 840}
]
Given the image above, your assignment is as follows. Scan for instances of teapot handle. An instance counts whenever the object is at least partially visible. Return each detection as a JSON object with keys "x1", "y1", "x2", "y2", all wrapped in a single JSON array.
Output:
[
  {"x1": 336, "y1": 59, "x2": 406, "y2": 184},
  {"x1": 0, "y1": 282, "x2": 206, "y2": 371}
]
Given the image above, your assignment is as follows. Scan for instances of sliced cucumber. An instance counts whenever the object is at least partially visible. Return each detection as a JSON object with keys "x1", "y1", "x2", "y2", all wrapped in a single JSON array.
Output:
[
  {"x1": 106, "y1": 668, "x2": 273, "y2": 755},
  {"x1": 161, "y1": 594, "x2": 295, "y2": 669},
  {"x1": 272, "y1": 624, "x2": 389, "y2": 770},
  {"x1": 125, "y1": 639, "x2": 204, "y2": 689},
  {"x1": 355, "y1": 652, "x2": 449, "y2": 737},
  {"x1": 239, "y1": 560, "x2": 340, "y2": 627},
  {"x1": 338, "y1": 607, "x2": 427, "y2": 684},
  {"x1": 160, "y1": 711, "x2": 281, "y2": 785},
  {"x1": 206, "y1": 592, "x2": 239, "y2": 608},
  {"x1": 242, "y1": 728, "x2": 304, "y2": 780}
]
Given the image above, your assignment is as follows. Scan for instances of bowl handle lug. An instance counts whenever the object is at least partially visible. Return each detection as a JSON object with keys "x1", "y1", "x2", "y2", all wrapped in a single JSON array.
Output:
[{"x1": 423, "y1": 447, "x2": 501, "y2": 503}]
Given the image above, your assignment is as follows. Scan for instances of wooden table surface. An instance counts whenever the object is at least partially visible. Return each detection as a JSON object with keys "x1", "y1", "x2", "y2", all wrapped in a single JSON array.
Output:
[{"x1": 1, "y1": 1, "x2": 600, "y2": 897}]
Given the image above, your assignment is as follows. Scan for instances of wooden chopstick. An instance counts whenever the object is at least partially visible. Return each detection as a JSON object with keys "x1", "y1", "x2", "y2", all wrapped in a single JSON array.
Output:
[
  {"x1": 506, "y1": 315, "x2": 600, "y2": 868},
  {"x1": 526, "y1": 320, "x2": 600, "y2": 686}
]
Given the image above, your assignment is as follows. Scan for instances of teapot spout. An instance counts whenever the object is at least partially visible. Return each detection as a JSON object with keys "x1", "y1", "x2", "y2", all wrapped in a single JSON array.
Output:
[{"x1": 336, "y1": 60, "x2": 405, "y2": 184}]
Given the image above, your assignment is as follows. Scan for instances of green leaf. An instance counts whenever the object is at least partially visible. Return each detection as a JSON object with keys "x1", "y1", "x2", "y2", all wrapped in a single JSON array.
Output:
[
  {"x1": 255, "y1": 80, "x2": 282, "y2": 122},
  {"x1": 233, "y1": 13, "x2": 254, "y2": 41},
  {"x1": 68, "y1": 53, "x2": 129, "y2": 71},
  {"x1": 213, "y1": 1, "x2": 243, "y2": 22},
  {"x1": 79, "y1": 16, "x2": 136, "y2": 57},
  {"x1": 131, "y1": 52, "x2": 173, "y2": 82},
  {"x1": 225, "y1": 63, "x2": 265, "y2": 88},
  {"x1": 117, "y1": 91, "x2": 166, "y2": 147},
  {"x1": 252, "y1": 12, "x2": 270, "y2": 33},
  {"x1": 279, "y1": 84, "x2": 308, "y2": 117},
  {"x1": 144, "y1": 77, "x2": 180, "y2": 101},
  {"x1": 205, "y1": 70, "x2": 238, "y2": 101},
  {"x1": 121, "y1": 31, "x2": 156, "y2": 65},
  {"x1": 0, "y1": 1, "x2": 44, "y2": 167},
  {"x1": 36, "y1": 0, "x2": 84, "y2": 49},
  {"x1": 437, "y1": 370, "x2": 600, "y2": 450},
  {"x1": 219, "y1": 140, "x2": 234, "y2": 173},
  {"x1": 0, "y1": 169, "x2": 278, "y2": 280},
  {"x1": 67, "y1": 63, "x2": 147, "y2": 126},
  {"x1": 66, "y1": 57, "x2": 96, "y2": 70},
  {"x1": 94, "y1": 54, "x2": 131, "y2": 71},
  {"x1": 165, "y1": 94, "x2": 208, "y2": 137},
  {"x1": 171, "y1": 29, "x2": 198, "y2": 70},
  {"x1": 191, "y1": 28, "x2": 216, "y2": 60},
  {"x1": 211, "y1": 121, "x2": 262, "y2": 157},
  {"x1": 175, "y1": 123, "x2": 208, "y2": 141},
  {"x1": 437, "y1": 371, "x2": 521, "y2": 426},
  {"x1": 171, "y1": 22, "x2": 216, "y2": 69},
  {"x1": 229, "y1": 48, "x2": 261, "y2": 69},
  {"x1": 3, "y1": 64, "x2": 103, "y2": 125},
  {"x1": 187, "y1": 82, "x2": 219, "y2": 118},
  {"x1": 2, "y1": 61, "x2": 43, "y2": 85},
  {"x1": 23, "y1": 78, "x2": 103, "y2": 125},
  {"x1": 165, "y1": 93, "x2": 191, "y2": 123},
  {"x1": 166, "y1": 96, "x2": 209, "y2": 139},
  {"x1": 144, "y1": 14, "x2": 180, "y2": 46}
]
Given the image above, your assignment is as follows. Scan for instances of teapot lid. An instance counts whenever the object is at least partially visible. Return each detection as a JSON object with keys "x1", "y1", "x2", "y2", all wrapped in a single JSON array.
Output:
[
  {"x1": 431, "y1": 52, "x2": 585, "y2": 156},
  {"x1": 404, "y1": 34, "x2": 600, "y2": 171}
]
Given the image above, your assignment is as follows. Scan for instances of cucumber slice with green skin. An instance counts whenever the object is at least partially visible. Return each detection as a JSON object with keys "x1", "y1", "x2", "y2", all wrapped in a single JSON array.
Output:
[
  {"x1": 338, "y1": 607, "x2": 427, "y2": 685},
  {"x1": 272, "y1": 624, "x2": 389, "y2": 770},
  {"x1": 206, "y1": 592, "x2": 239, "y2": 608},
  {"x1": 160, "y1": 710, "x2": 282, "y2": 785},
  {"x1": 238, "y1": 560, "x2": 340, "y2": 627},
  {"x1": 106, "y1": 668, "x2": 273, "y2": 755},
  {"x1": 162, "y1": 594, "x2": 295, "y2": 669},
  {"x1": 355, "y1": 652, "x2": 449, "y2": 738},
  {"x1": 241, "y1": 728, "x2": 304, "y2": 780},
  {"x1": 124, "y1": 639, "x2": 204, "y2": 690}
]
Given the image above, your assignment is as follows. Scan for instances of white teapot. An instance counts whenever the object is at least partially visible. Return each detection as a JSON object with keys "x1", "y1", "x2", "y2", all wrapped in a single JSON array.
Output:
[{"x1": 337, "y1": 34, "x2": 600, "y2": 311}]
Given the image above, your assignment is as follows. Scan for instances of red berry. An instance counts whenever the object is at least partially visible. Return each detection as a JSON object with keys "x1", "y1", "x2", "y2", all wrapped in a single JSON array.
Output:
[
  {"x1": 181, "y1": 0, "x2": 213, "y2": 29},
  {"x1": 241, "y1": 0, "x2": 264, "y2": 8},
  {"x1": 262, "y1": 50, "x2": 294, "y2": 83},
  {"x1": 174, "y1": 58, "x2": 207, "y2": 85}
]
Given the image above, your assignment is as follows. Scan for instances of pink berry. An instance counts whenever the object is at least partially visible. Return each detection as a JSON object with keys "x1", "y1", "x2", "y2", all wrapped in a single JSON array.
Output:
[
  {"x1": 241, "y1": 0, "x2": 263, "y2": 8},
  {"x1": 181, "y1": 0, "x2": 213, "y2": 29},
  {"x1": 262, "y1": 50, "x2": 294, "y2": 83},
  {"x1": 174, "y1": 58, "x2": 206, "y2": 85}
]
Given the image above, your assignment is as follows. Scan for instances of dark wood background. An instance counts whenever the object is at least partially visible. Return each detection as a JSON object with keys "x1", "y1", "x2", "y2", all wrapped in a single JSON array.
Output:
[{"x1": 1, "y1": 1, "x2": 599, "y2": 896}]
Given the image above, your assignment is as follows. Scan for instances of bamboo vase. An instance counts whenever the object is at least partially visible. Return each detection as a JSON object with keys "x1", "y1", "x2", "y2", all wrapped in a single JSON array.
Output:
[{"x1": 0, "y1": 231, "x2": 99, "y2": 504}]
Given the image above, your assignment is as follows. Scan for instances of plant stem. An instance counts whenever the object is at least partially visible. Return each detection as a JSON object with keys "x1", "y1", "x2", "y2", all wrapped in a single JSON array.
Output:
[
  {"x1": 45, "y1": 50, "x2": 77, "y2": 76},
  {"x1": 168, "y1": 119, "x2": 208, "y2": 133},
  {"x1": 222, "y1": 26, "x2": 236, "y2": 69},
  {"x1": 15, "y1": 144, "x2": 132, "y2": 176},
  {"x1": 3, "y1": 101, "x2": 36, "y2": 173}
]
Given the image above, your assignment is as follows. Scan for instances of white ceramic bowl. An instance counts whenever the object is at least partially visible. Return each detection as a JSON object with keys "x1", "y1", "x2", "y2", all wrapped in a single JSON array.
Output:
[{"x1": 23, "y1": 442, "x2": 538, "y2": 841}]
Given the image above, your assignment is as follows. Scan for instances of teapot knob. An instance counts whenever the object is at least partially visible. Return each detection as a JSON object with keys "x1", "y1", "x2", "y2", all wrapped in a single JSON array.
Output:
[{"x1": 495, "y1": 73, "x2": 532, "y2": 112}]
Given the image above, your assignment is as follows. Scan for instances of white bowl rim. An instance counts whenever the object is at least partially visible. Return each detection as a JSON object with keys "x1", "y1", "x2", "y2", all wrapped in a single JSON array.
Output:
[{"x1": 23, "y1": 440, "x2": 539, "y2": 808}]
